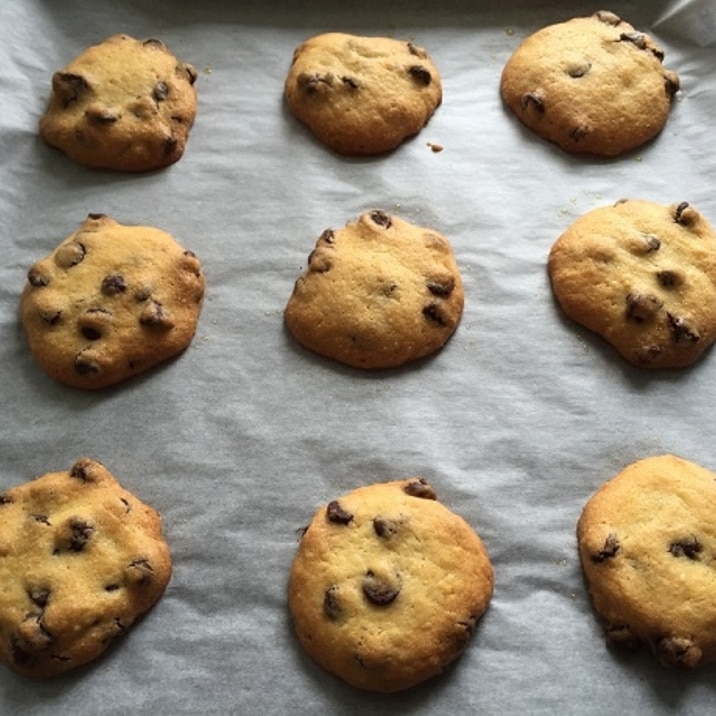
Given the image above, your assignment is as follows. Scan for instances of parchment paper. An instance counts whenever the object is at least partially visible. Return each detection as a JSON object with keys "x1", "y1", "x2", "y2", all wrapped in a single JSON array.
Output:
[{"x1": 1, "y1": 1, "x2": 716, "y2": 713}]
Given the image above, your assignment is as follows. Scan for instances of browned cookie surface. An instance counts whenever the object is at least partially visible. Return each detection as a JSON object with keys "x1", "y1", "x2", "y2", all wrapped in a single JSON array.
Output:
[
  {"x1": 285, "y1": 210, "x2": 464, "y2": 369},
  {"x1": 39, "y1": 34, "x2": 197, "y2": 171},
  {"x1": 0, "y1": 458, "x2": 171, "y2": 678},
  {"x1": 289, "y1": 479, "x2": 494, "y2": 692},
  {"x1": 578, "y1": 454, "x2": 716, "y2": 669},
  {"x1": 284, "y1": 32, "x2": 442, "y2": 155},
  {"x1": 20, "y1": 214, "x2": 205, "y2": 389},
  {"x1": 548, "y1": 199, "x2": 716, "y2": 369},
  {"x1": 500, "y1": 11, "x2": 680, "y2": 156}
]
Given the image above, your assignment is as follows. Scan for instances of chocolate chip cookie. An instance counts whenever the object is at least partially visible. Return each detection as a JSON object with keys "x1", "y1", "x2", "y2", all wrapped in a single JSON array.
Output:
[
  {"x1": 284, "y1": 210, "x2": 464, "y2": 369},
  {"x1": 500, "y1": 11, "x2": 680, "y2": 156},
  {"x1": 20, "y1": 213, "x2": 205, "y2": 389},
  {"x1": 578, "y1": 454, "x2": 716, "y2": 669},
  {"x1": 0, "y1": 458, "x2": 171, "y2": 678},
  {"x1": 284, "y1": 32, "x2": 442, "y2": 155},
  {"x1": 548, "y1": 199, "x2": 716, "y2": 369},
  {"x1": 289, "y1": 479, "x2": 494, "y2": 692},
  {"x1": 39, "y1": 34, "x2": 198, "y2": 171}
]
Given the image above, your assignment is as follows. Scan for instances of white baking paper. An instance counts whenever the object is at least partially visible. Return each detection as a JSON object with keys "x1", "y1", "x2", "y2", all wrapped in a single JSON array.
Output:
[{"x1": 1, "y1": 1, "x2": 716, "y2": 713}]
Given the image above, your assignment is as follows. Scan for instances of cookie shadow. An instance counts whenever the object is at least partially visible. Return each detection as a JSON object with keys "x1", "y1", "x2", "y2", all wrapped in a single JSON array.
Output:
[
  {"x1": 547, "y1": 292, "x2": 707, "y2": 391},
  {"x1": 281, "y1": 321, "x2": 448, "y2": 379}
]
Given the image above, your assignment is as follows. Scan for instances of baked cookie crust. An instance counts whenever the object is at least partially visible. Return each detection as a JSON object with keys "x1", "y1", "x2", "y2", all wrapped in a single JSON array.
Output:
[
  {"x1": 0, "y1": 458, "x2": 171, "y2": 678},
  {"x1": 285, "y1": 210, "x2": 464, "y2": 369},
  {"x1": 578, "y1": 454, "x2": 716, "y2": 668},
  {"x1": 39, "y1": 34, "x2": 198, "y2": 172},
  {"x1": 288, "y1": 479, "x2": 494, "y2": 692},
  {"x1": 20, "y1": 213, "x2": 205, "y2": 389},
  {"x1": 500, "y1": 11, "x2": 680, "y2": 156},
  {"x1": 548, "y1": 199, "x2": 716, "y2": 369},
  {"x1": 285, "y1": 32, "x2": 442, "y2": 155}
]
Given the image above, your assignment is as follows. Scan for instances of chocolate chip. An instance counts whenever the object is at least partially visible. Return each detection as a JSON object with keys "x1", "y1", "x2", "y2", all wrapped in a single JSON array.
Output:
[
  {"x1": 53, "y1": 72, "x2": 90, "y2": 107},
  {"x1": 10, "y1": 638, "x2": 33, "y2": 667},
  {"x1": 105, "y1": 584, "x2": 121, "y2": 592},
  {"x1": 640, "y1": 234, "x2": 662, "y2": 253},
  {"x1": 74, "y1": 353, "x2": 101, "y2": 376},
  {"x1": 54, "y1": 241, "x2": 86, "y2": 269},
  {"x1": 341, "y1": 76, "x2": 359, "y2": 90},
  {"x1": 27, "y1": 267, "x2": 50, "y2": 288},
  {"x1": 153, "y1": 81, "x2": 169, "y2": 102},
  {"x1": 674, "y1": 201, "x2": 698, "y2": 227},
  {"x1": 591, "y1": 533, "x2": 620, "y2": 563},
  {"x1": 53, "y1": 518, "x2": 94, "y2": 553},
  {"x1": 373, "y1": 516, "x2": 400, "y2": 539},
  {"x1": 605, "y1": 624, "x2": 640, "y2": 652},
  {"x1": 635, "y1": 344, "x2": 664, "y2": 364},
  {"x1": 28, "y1": 588, "x2": 50, "y2": 609},
  {"x1": 625, "y1": 293, "x2": 663, "y2": 323},
  {"x1": 669, "y1": 536, "x2": 702, "y2": 559},
  {"x1": 143, "y1": 38, "x2": 166, "y2": 49},
  {"x1": 323, "y1": 585, "x2": 341, "y2": 619},
  {"x1": 370, "y1": 210, "x2": 392, "y2": 229},
  {"x1": 667, "y1": 313, "x2": 700, "y2": 343},
  {"x1": 319, "y1": 229, "x2": 335, "y2": 244},
  {"x1": 423, "y1": 303, "x2": 447, "y2": 326},
  {"x1": 126, "y1": 558, "x2": 154, "y2": 585},
  {"x1": 70, "y1": 458, "x2": 96, "y2": 482},
  {"x1": 297, "y1": 71, "x2": 334, "y2": 94},
  {"x1": 656, "y1": 269, "x2": 684, "y2": 288},
  {"x1": 0, "y1": 494, "x2": 13, "y2": 505},
  {"x1": 40, "y1": 309, "x2": 62, "y2": 326},
  {"x1": 619, "y1": 32, "x2": 648, "y2": 51},
  {"x1": 594, "y1": 10, "x2": 622, "y2": 25},
  {"x1": 655, "y1": 636, "x2": 702, "y2": 668},
  {"x1": 163, "y1": 135, "x2": 179, "y2": 155},
  {"x1": 183, "y1": 63, "x2": 198, "y2": 85},
  {"x1": 408, "y1": 65, "x2": 432, "y2": 86},
  {"x1": 362, "y1": 570, "x2": 400, "y2": 605},
  {"x1": 81, "y1": 326, "x2": 101, "y2": 340},
  {"x1": 569, "y1": 124, "x2": 589, "y2": 141},
  {"x1": 134, "y1": 285, "x2": 153, "y2": 302},
  {"x1": 308, "y1": 249, "x2": 332, "y2": 273},
  {"x1": 664, "y1": 71, "x2": 680, "y2": 98},
  {"x1": 85, "y1": 106, "x2": 119, "y2": 123},
  {"x1": 326, "y1": 500, "x2": 353, "y2": 525},
  {"x1": 140, "y1": 300, "x2": 174, "y2": 329},
  {"x1": 403, "y1": 478, "x2": 437, "y2": 500},
  {"x1": 426, "y1": 277, "x2": 455, "y2": 297},
  {"x1": 16, "y1": 615, "x2": 53, "y2": 651},
  {"x1": 567, "y1": 61, "x2": 592, "y2": 78},
  {"x1": 521, "y1": 92, "x2": 545, "y2": 113},
  {"x1": 406, "y1": 42, "x2": 427, "y2": 59},
  {"x1": 33, "y1": 514, "x2": 51, "y2": 526},
  {"x1": 101, "y1": 274, "x2": 127, "y2": 296}
]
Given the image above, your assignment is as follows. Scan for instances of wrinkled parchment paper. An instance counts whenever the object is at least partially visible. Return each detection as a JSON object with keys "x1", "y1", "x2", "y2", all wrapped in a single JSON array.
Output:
[{"x1": 1, "y1": 1, "x2": 716, "y2": 713}]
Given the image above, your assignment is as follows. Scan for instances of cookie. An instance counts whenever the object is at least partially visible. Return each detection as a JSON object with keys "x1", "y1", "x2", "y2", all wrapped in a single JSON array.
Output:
[
  {"x1": 39, "y1": 34, "x2": 197, "y2": 171},
  {"x1": 500, "y1": 10, "x2": 680, "y2": 156},
  {"x1": 0, "y1": 457, "x2": 171, "y2": 678},
  {"x1": 548, "y1": 199, "x2": 716, "y2": 369},
  {"x1": 284, "y1": 210, "x2": 464, "y2": 369},
  {"x1": 577, "y1": 454, "x2": 716, "y2": 669},
  {"x1": 20, "y1": 213, "x2": 205, "y2": 389},
  {"x1": 288, "y1": 478, "x2": 494, "y2": 692},
  {"x1": 284, "y1": 32, "x2": 442, "y2": 155}
]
